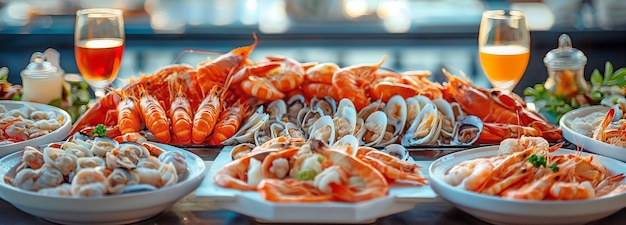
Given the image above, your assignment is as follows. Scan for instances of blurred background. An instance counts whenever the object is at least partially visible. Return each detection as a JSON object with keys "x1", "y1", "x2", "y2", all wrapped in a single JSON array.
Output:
[{"x1": 0, "y1": 0, "x2": 625, "y2": 95}]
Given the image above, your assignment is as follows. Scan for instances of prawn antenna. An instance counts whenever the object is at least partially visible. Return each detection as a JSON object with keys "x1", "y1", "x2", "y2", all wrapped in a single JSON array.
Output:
[{"x1": 172, "y1": 49, "x2": 224, "y2": 65}]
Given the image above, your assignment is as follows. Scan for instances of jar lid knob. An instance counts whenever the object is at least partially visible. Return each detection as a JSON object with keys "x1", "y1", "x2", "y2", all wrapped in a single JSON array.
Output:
[
  {"x1": 558, "y1": 34, "x2": 572, "y2": 50},
  {"x1": 543, "y1": 33, "x2": 587, "y2": 69}
]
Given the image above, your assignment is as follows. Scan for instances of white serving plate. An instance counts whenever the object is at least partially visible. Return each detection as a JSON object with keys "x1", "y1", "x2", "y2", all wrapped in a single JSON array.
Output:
[
  {"x1": 195, "y1": 147, "x2": 438, "y2": 224},
  {"x1": 0, "y1": 100, "x2": 72, "y2": 158},
  {"x1": 429, "y1": 145, "x2": 626, "y2": 225},
  {"x1": 560, "y1": 105, "x2": 626, "y2": 161},
  {"x1": 0, "y1": 142, "x2": 208, "y2": 225}
]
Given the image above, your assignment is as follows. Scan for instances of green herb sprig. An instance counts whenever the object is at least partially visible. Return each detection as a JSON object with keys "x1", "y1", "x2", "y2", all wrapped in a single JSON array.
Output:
[
  {"x1": 527, "y1": 154, "x2": 559, "y2": 172},
  {"x1": 91, "y1": 124, "x2": 107, "y2": 137}
]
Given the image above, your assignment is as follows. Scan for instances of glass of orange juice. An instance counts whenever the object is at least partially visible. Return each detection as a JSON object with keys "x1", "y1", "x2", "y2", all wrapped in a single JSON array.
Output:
[
  {"x1": 74, "y1": 8, "x2": 125, "y2": 99},
  {"x1": 478, "y1": 10, "x2": 529, "y2": 93}
]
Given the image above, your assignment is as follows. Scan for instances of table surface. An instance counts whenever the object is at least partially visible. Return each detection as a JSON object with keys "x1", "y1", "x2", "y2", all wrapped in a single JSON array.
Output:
[{"x1": 2, "y1": 147, "x2": 626, "y2": 225}]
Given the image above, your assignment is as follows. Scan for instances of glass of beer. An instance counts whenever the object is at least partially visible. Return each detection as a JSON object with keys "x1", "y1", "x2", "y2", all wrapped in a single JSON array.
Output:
[
  {"x1": 478, "y1": 10, "x2": 529, "y2": 93},
  {"x1": 74, "y1": 8, "x2": 125, "y2": 99}
]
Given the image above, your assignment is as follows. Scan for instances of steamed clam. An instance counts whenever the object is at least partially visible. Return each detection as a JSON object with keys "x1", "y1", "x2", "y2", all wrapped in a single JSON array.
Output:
[
  {"x1": 331, "y1": 134, "x2": 359, "y2": 156},
  {"x1": 381, "y1": 144, "x2": 410, "y2": 161},
  {"x1": 357, "y1": 111, "x2": 387, "y2": 147},
  {"x1": 432, "y1": 98, "x2": 456, "y2": 144},
  {"x1": 286, "y1": 94, "x2": 307, "y2": 124},
  {"x1": 310, "y1": 97, "x2": 336, "y2": 116},
  {"x1": 307, "y1": 115, "x2": 335, "y2": 145},
  {"x1": 267, "y1": 99, "x2": 287, "y2": 123},
  {"x1": 379, "y1": 95, "x2": 407, "y2": 146},
  {"x1": 450, "y1": 115, "x2": 483, "y2": 145},
  {"x1": 402, "y1": 102, "x2": 441, "y2": 146}
]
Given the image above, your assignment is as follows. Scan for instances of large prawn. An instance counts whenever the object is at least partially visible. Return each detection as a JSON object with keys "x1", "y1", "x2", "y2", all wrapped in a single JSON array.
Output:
[
  {"x1": 195, "y1": 33, "x2": 258, "y2": 94},
  {"x1": 206, "y1": 99, "x2": 251, "y2": 146},
  {"x1": 332, "y1": 56, "x2": 386, "y2": 110},
  {"x1": 111, "y1": 89, "x2": 142, "y2": 135},
  {"x1": 138, "y1": 85, "x2": 171, "y2": 143},
  {"x1": 191, "y1": 86, "x2": 223, "y2": 144},
  {"x1": 169, "y1": 81, "x2": 194, "y2": 144}
]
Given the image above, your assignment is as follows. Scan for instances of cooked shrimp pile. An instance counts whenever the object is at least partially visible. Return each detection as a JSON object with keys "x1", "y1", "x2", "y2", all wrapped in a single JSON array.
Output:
[
  {"x1": 0, "y1": 104, "x2": 66, "y2": 145},
  {"x1": 444, "y1": 136, "x2": 626, "y2": 200},
  {"x1": 214, "y1": 136, "x2": 427, "y2": 203},
  {"x1": 3, "y1": 132, "x2": 188, "y2": 197}
]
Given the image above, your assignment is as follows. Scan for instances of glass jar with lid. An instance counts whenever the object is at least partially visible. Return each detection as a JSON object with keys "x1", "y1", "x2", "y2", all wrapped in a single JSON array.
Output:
[
  {"x1": 543, "y1": 34, "x2": 590, "y2": 98},
  {"x1": 20, "y1": 49, "x2": 64, "y2": 104}
]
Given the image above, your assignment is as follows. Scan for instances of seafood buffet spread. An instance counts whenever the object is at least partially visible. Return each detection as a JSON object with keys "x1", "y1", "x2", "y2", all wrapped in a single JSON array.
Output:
[
  {"x1": 3, "y1": 132, "x2": 189, "y2": 197},
  {"x1": 68, "y1": 35, "x2": 562, "y2": 149}
]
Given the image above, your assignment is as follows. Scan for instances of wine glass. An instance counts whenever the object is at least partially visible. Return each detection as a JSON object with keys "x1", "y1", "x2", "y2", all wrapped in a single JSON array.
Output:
[
  {"x1": 74, "y1": 8, "x2": 125, "y2": 99},
  {"x1": 478, "y1": 10, "x2": 530, "y2": 94}
]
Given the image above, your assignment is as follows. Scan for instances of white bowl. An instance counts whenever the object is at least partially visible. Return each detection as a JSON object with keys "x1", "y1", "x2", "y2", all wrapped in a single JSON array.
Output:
[
  {"x1": 429, "y1": 145, "x2": 626, "y2": 225},
  {"x1": 0, "y1": 143, "x2": 207, "y2": 225},
  {"x1": 560, "y1": 105, "x2": 626, "y2": 161},
  {"x1": 0, "y1": 100, "x2": 72, "y2": 158}
]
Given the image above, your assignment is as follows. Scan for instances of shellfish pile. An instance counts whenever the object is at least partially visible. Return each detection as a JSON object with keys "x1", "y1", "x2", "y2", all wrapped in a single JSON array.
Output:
[
  {"x1": 0, "y1": 104, "x2": 67, "y2": 145},
  {"x1": 222, "y1": 94, "x2": 483, "y2": 148},
  {"x1": 3, "y1": 132, "x2": 188, "y2": 197}
]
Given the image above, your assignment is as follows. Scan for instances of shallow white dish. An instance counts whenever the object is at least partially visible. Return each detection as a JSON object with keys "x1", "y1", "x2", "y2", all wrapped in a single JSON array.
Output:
[
  {"x1": 0, "y1": 100, "x2": 72, "y2": 158},
  {"x1": 429, "y1": 145, "x2": 626, "y2": 225},
  {"x1": 0, "y1": 142, "x2": 207, "y2": 225},
  {"x1": 195, "y1": 147, "x2": 438, "y2": 224},
  {"x1": 560, "y1": 105, "x2": 626, "y2": 161}
]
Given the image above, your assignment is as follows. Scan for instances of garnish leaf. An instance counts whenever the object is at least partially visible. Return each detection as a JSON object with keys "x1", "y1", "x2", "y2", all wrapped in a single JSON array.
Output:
[
  {"x1": 590, "y1": 69, "x2": 603, "y2": 86},
  {"x1": 550, "y1": 163, "x2": 559, "y2": 172},
  {"x1": 91, "y1": 124, "x2": 107, "y2": 137},
  {"x1": 604, "y1": 61, "x2": 614, "y2": 82},
  {"x1": 527, "y1": 154, "x2": 547, "y2": 168}
]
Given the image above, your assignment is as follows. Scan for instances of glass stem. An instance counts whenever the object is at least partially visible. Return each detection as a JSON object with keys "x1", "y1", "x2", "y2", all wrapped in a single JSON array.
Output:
[{"x1": 94, "y1": 88, "x2": 106, "y2": 99}]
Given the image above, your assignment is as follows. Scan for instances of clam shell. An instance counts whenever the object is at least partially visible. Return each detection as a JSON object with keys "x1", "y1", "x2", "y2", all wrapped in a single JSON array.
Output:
[
  {"x1": 405, "y1": 97, "x2": 421, "y2": 131},
  {"x1": 307, "y1": 115, "x2": 335, "y2": 145},
  {"x1": 336, "y1": 98, "x2": 356, "y2": 118},
  {"x1": 331, "y1": 135, "x2": 359, "y2": 157},
  {"x1": 358, "y1": 111, "x2": 387, "y2": 147},
  {"x1": 432, "y1": 99, "x2": 456, "y2": 139},
  {"x1": 381, "y1": 144, "x2": 410, "y2": 161},
  {"x1": 357, "y1": 100, "x2": 385, "y2": 122},
  {"x1": 402, "y1": 102, "x2": 442, "y2": 146},
  {"x1": 301, "y1": 107, "x2": 325, "y2": 134},
  {"x1": 451, "y1": 115, "x2": 483, "y2": 145},
  {"x1": 311, "y1": 96, "x2": 337, "y2": 116},
  {"x1": 284, "y1": 122, "x2": 305, "y2": 139},
  {"x1": 287, "y1": 94, "x2": 307, "y2": 123},
  {"x1": 254, "y1": 123, "x2": 272, "y2": 146},
  {"x1": 379, "y1": 95, "x2": 407, "y2": 146},
  {"x1": 270, "y1": 122, "x2": 285, "y2": 139},
  {"x1": 230, "y1": 143, "x2": 256, "y2": 160},
  {"x1": 267, "y1": 99, "x2": 287, "y2": 123},
  {"x1": 334, "y1": 105, "x2": 357, "y2": 140}
]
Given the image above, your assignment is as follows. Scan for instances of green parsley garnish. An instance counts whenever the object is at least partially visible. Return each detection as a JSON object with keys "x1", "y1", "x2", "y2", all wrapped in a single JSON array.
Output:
[
  {"x1": 527, "y1": 154, "x2": 560, "y2": 172},
  {"x1": 550, "y1": 163, "x2": 560, "y2": 172},
  {"x1": 294, "y1": 168, "x2": 317, "y2": 181},
  {"x1": 91, "y1": 124, "x2": 107, "y2": 137},
  {"x1": 527, "y1": 154, "x2": 547, "y2": 168}
]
